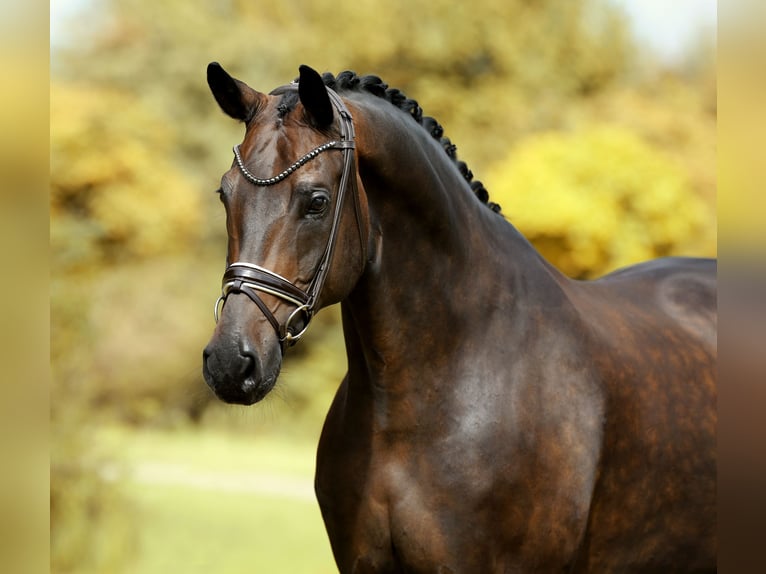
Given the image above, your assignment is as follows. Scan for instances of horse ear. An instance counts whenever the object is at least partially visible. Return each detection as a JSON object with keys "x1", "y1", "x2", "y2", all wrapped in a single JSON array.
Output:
[
  {"x1": 207, "y1": 62, "x2": 263, "y2": 122},
  {"x1": 298, "y1": 65, "x2": 333, "y2": 127}
]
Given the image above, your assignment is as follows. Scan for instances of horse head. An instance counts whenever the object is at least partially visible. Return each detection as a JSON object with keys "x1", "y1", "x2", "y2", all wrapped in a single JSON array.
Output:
[{"x1": 202, "y1": 63, "x2": 369, "y2": 405}]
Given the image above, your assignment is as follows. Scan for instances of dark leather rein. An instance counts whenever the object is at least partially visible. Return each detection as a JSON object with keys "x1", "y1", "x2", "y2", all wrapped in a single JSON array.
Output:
[{"x1": 214, "y1": 84, "x2": 361, "y2": 353}]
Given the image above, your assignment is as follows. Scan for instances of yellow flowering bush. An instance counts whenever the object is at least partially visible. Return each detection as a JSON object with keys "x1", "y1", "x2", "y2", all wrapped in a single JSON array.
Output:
[{"x1": 486, "y1": 126, "x2": 714, "y2": 279}]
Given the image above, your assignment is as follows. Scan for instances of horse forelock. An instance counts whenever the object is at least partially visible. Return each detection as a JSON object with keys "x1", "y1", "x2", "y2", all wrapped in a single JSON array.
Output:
[{"x1": 275, "y1": 71, "x2": 502, "y2": 214}]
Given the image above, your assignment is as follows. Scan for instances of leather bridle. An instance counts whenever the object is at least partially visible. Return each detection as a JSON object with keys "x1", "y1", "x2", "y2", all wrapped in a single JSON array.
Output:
[{"x1": 214, "y1": 84, "x2": 362, "y2": 353}]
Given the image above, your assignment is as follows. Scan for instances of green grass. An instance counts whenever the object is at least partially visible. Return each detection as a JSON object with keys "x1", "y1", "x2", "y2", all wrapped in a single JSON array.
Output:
[
  {"x1": 95, "y1": 425, "x2": 337, "y2": 573},
  {"x1": 125, "y1": 483, "x2": 335, "y2": 573}
]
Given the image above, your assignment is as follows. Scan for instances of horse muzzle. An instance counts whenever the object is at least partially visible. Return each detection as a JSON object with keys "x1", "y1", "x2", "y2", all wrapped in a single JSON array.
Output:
[{"x1": 202, "y1": 333, "x2": 279, "y2": 405}]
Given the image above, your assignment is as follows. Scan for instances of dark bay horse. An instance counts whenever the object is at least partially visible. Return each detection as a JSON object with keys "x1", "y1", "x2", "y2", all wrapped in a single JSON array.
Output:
[{"x1": 202, "y1": 63, "x2": 717, "y2": 573}]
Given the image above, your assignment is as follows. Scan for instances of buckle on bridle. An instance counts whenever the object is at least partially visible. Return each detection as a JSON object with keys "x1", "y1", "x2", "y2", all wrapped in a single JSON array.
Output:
[
  {"x1": 214, "y1": 294, "x2": 226, "y2": 323},
  {"x1": 280, "y1": 304, "x2": 313, "y2": 347}
]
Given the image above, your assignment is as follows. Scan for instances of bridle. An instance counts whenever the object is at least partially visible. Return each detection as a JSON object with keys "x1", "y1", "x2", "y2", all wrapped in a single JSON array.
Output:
[
  {"x1": 214, "y1": 84, "x2": 360, "y2": 351},
  {"x1": 214, "y1": 83, "x2": 362, "y2": 353}
]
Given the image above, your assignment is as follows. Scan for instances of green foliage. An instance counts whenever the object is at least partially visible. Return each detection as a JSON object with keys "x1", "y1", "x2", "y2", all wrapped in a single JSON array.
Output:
[{"x1": 487, "y1": 126, "x2": 714, "y2": 278}]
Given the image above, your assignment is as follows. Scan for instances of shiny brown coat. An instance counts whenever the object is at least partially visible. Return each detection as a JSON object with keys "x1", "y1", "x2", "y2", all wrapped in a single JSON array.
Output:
[{"x1": 203, "y1": 64, "x2": 717, "y2": 573}]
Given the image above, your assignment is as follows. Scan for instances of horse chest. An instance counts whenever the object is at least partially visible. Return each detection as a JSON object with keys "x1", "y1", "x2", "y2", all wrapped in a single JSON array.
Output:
[
  {"x1": 318, "y1": 443, "x2": 493, "y2": 572},
  {"x1": 318, "y1": 419, "x2": 598, "y2": 573}
]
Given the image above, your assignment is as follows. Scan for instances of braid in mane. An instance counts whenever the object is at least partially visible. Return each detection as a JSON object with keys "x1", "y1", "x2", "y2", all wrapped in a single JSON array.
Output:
[{"x1": 320, "y1": 71, "x2": 502, "y2": 214}]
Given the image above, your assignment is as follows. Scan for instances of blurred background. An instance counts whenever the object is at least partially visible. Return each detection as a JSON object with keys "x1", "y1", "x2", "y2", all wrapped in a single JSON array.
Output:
[{"x1": 50, "y1": 1, "x2": 716, "y2": 572}]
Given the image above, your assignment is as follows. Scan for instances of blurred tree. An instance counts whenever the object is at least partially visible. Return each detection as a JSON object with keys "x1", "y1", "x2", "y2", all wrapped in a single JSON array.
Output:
[
  {"x1": 581, "y1": 74, "x2": 716, "y2": 206},
  {"x1": 51, "y1": 82, "x2": 204, "y2": 270},
  {"x1": 53, "y1": 0, "x2": 632, "y2": 173},
  {"x1": 487, "y1": 126, "x2": 714, "y2": 279}
]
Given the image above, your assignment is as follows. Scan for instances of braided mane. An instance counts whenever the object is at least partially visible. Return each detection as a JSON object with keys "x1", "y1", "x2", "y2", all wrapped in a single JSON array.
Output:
[{"x1": 280, "y1": 71, "x2": 501, "y2": 214}]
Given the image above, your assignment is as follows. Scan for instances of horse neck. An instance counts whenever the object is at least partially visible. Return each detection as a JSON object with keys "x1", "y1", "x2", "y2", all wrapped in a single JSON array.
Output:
[{"x1": 340, "y1": 96, "x2": 567, "y2": 398}]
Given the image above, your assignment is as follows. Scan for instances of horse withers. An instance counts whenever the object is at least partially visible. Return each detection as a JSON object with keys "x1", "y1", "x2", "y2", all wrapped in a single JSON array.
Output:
[{"x1": 202, "y1": 63, "x2": 716, "y2": 573}]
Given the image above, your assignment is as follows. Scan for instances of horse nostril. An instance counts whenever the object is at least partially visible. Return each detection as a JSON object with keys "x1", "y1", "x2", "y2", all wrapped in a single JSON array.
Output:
[
  {"x1": 203, "y1": 343, "x2": 258, "y2": 383},
  {"x1": 239, "y1": 347, "x2": 258, "y2": 379},
  {"x1": 202, "y1": 347, "x2": 213, "y2": 375}
]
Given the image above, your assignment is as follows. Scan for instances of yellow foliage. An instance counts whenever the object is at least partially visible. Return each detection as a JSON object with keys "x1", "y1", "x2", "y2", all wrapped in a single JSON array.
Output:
[
  {"x1": 486, "y1": 126, "x2": 715, "y2": 279},
  {"x1": 583, "y1": 81, "x2": 716, "y2": 205},
  {"x1": 51, "y1": 82, "x2": 203, "y2": 268}
]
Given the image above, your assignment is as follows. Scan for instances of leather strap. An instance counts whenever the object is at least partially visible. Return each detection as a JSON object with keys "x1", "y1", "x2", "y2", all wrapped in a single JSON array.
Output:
[
  {"x1": 229, "y1": 281, "x2": 282, "y2": 337},
  {"x1": 216, "y1": 84, "x2": 363, "y2": 353},
  {"x1": 223, "y1": 263, "x2": 309, "y2": 307}
]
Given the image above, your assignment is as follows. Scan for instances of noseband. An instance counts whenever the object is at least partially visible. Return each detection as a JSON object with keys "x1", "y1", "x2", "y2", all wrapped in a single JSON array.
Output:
[{"x1": 214, "y1": 84, "x2": 361, "y2": 353}]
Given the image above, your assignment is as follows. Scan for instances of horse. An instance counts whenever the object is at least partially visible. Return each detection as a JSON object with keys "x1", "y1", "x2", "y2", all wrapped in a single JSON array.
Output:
[{"x1": 202, "y1": 63, "x2": 717, "y2": 573}]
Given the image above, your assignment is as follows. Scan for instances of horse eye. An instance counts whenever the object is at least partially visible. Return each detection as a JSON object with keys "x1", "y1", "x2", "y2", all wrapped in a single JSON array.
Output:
[{"x1": 307, "y1": 194, "x2": 329, "y2": 215}]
